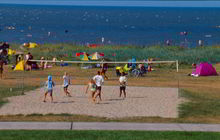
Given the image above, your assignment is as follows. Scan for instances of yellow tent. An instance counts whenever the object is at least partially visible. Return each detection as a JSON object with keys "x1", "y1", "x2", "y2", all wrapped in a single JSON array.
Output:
[
  {"x1": 8, "y1": 49, "x2": 16, "y2": 55},
  {"x1": 29, "y1": 42, "x2": 39, "y2": 48},
  {"x1": 14, "y1": 60, "x2": 24, "y2": 71}
]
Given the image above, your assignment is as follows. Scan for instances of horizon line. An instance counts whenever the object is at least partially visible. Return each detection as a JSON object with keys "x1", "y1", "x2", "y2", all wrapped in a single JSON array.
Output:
[{"x1": 1, "y1": 1, "x2": 220, "y2": 8}]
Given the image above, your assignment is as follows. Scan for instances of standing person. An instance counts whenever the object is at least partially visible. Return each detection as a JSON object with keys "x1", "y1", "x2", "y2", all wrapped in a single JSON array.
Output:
[
  {"x1": 119, "y1": 72, "x2": 127, "y2": 98},
  {"x1": 101, "y1": 60, "x2": 108, "y2": 80},
  {"x1": 0, "y1": 60, "x2": 3, "y2": 79},
  {"x1": 198, "y1": 40, "x2": 203, "y2": 47},
  {"x1": 93, "y1": 71, "x2": 104, "y2": 102},
  {"x1": 40, "y1": 57, "x2": 45, "y2": 70},
  {"x1": 63, "y1": 72, "x2": 71, "y2": 97},
  {"x1": 43, "y1": 75, "x2": 55, "y2": 103},
  {"x1": 85, "y1": 79, "x2": 97, "y2": 103},
  {"x1": 25, "y1": 52, "x2": 33, "y2": 71}
]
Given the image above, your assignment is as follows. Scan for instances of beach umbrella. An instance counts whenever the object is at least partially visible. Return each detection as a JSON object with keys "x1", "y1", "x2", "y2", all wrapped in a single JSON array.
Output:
[
  {"x1": 76, "y1": 52, "x2": 84, "y2": 56},
  {"x1": 79, "y1": 52, "x2": 89, "y2": 61},
  {"x1": 90, "y1": 52, "x2": 104, "y2": 60}
]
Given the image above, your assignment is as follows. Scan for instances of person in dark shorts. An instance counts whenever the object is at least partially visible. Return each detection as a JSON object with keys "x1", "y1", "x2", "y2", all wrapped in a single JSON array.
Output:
[
  {"x1": 119, "y1": 72, "x2": 127, "y2": 98},
  {"x1": 93, "y1": 71, "x2": 104, "y2": 102},
  {"x1": 43, "y1": 75, "x2": 55, "y2": 103},
  {"x1": 101, "y1": 62, "x2": 108, "y2": 80},
  {"x1": 25, "y1": 52, "x2": 33, "y2": 71},
  {"x1": 0, "y1": 60, "x2": 3, "y2": 79},
  {"x1": 63, "y1": 72, "x2": 71, "y2": 97}
]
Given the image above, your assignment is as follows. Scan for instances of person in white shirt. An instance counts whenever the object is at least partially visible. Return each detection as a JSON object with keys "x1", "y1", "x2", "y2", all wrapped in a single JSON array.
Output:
[
  {"x1": 63, "y1": 72, "x2": 71, "y2": 97},
  {"x1": 119, "y1": 72, "x2": 127, "y2": 98},
  {"x1": 93, "y1": 71, "x2": 104, "y2": 102}
]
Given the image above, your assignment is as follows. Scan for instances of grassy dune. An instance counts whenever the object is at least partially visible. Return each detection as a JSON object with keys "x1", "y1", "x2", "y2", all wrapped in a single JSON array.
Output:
[{"x1": 10, "y1": 44, "x2": 220, "y2": 64}]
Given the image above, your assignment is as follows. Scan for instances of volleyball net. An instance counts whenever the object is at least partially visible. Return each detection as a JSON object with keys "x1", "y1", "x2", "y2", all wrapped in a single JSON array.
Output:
[{"x1": 29, "y1": 60, "x2": 179, "y2": 72}]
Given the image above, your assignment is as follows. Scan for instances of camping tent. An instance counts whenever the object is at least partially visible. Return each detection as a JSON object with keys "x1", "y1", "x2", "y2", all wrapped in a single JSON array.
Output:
[
  {"x1": 8, "y1": 49, "x2": 16, "y2": 55},
  {"x1": 14, "y1": 60, "x2": 24, "y2": 71},
  {"x1": 89, "y1": 52, "x2": 104, "y2": 60},
  {"x1": 192, "y1": 62, "x2": 218, "y2": 76},
  {"x1": 29, "y1": 42, "x2": 39, "y2": 48}
]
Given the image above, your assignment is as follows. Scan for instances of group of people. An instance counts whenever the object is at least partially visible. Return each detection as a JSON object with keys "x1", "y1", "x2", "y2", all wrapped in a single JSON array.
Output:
[
  {"x1": 43, "y1": 72, "x2": 71, "y2": 102},
  {"x1": 43, "y1": 71, "x2": 127, "y2": 103}
]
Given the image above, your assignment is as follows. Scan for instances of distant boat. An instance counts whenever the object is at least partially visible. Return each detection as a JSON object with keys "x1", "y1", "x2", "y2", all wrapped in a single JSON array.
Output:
[
  {"x1": 205, "y1": 35, "x2": 212, "y2": 38},
  {"x1": 6, "y1": 26, "x2": 15, "y2": 30}
]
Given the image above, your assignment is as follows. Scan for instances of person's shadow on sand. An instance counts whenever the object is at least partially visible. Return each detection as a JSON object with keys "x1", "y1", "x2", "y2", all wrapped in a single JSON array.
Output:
[
  {"x1": 53, "y1": 101, "x2": 74, "y2": 104},
  {"x1": 96, "y1": 102, "x2": 110, "y2": 105},
  {"x1": 107, "y1": 98, "x2": 124, "y2": 101}
]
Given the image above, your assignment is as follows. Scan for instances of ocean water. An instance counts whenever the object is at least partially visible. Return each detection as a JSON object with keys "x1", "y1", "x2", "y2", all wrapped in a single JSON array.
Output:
[{"x1": 0, "y1": 4, "x2": 220, "y2": 47}]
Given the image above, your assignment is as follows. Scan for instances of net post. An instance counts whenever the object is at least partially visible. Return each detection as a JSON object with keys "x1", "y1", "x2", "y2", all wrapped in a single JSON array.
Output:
[
  {"x1": 176, "y1": 60, "x2": 179, "y2": 72},
  {"x1": 22, "y1": 54, "x2": 25, "y2": 95}
]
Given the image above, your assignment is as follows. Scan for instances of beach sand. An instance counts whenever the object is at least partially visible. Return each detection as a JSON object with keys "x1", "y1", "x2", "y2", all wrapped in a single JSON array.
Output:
[{"x1": 0, "y1": 85, "x2": 182, "y2": 118}]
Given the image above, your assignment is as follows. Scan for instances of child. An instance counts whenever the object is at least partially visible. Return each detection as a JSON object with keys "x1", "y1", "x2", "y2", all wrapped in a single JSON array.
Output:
[
  {"x1": 63, "y1": 72, "x2": 71, "y2": 97},
  {"x1": 85, "y1": 79, "x2": 97, "y2": 103},
  {"x1": 43, "y1": 75, "x2": 55, "y2": 102},
  {"x1": 119, "y1": 72, "x2": 127, "y2": 98}
]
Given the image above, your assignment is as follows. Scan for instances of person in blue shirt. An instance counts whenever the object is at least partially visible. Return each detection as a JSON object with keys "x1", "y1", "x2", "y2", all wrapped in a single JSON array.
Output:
[{"x1": 43, "y1": 75, "x2": 55, "y2": 103}]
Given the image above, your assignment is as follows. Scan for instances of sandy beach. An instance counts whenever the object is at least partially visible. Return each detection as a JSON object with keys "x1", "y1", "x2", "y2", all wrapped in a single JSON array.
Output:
[{"x1": 0, "y1": 85, "x2": 182, "y2": 118}]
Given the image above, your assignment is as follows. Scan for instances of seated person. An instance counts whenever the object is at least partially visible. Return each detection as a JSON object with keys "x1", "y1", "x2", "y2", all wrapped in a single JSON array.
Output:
[
  {"x1": 189, "y1": 63, "x2": 198, "y2": 77},
  {"x1": 31, "y1": 62, "x2": 39, "y2": 70},
  {"x1": 52, "y1": 57, "x2": 57, "y2": 65}
]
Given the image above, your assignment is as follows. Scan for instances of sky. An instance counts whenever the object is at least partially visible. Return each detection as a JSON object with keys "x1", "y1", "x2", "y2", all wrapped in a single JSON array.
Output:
[{"x1": 0, "y1": 0, "x2": 220, "y2": 7}]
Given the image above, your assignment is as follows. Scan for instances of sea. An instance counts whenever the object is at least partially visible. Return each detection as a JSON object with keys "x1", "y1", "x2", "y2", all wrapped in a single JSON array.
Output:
[{"x1": 1, "y1": 4, "x2": 220, "y2": 47}]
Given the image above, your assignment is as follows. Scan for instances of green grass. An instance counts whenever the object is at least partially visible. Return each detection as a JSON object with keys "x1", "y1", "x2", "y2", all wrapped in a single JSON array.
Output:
[
  {"x1": 179, "y1": 89, "x2": 220, "y2": 118},
  {"x1": 0, "y1": 130, "x2": 220, "y2": 140},
  {"x1": 10, "y1": 43, "x2": 220, "y2": 64}
]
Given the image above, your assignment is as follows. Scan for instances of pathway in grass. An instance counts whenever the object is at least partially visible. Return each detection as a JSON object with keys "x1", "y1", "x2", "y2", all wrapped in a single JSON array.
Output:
[{"x1": 0, "y1": 85, "x2": 182, "y2": 118}]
